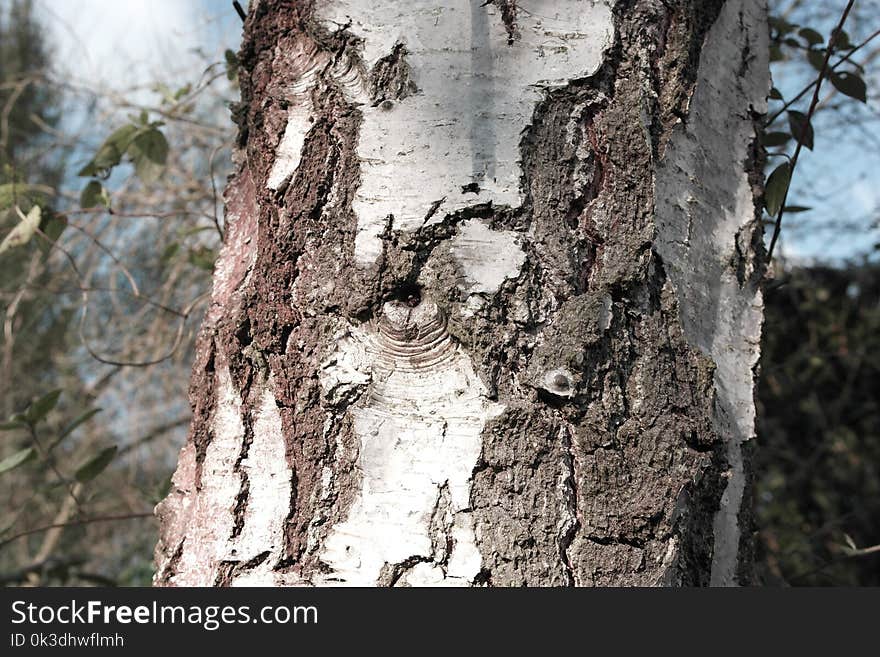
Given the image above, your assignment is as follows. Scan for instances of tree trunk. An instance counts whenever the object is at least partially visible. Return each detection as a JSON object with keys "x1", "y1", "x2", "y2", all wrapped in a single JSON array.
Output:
[{"x1": 154, "y1": 0, "x2": 768, "y2": 587}]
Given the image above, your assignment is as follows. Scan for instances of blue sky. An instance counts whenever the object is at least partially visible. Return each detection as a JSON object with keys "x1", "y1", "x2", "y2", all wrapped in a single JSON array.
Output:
[
  {"x1": 40, "y1": 0, "x2": 240, "y2": 96},
  {"x1": 772, "y1": 28, "x2": 880, "y2": 263}
]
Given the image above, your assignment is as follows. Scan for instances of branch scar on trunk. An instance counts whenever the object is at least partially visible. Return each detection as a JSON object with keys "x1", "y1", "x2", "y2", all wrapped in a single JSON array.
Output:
[{"x1": 317, "y1": 299, "x2": 504, "y2": 585}]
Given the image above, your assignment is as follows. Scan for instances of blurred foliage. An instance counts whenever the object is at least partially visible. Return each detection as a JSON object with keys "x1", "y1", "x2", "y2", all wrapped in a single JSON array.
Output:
[
  {"x1": 0, "y1": 0, "x2": 73, "y2": 423},
  {"x1": 0, "y1": 0, "x2": 231, "y2": 586},
  {"x1": 0, "y1": 0, "x2": 61, "y2": 183},
  {"x1": 753, "y1": 1, "x2": 880, "y2": 585},
  {"x1": 0, "y1": 0, "x2": 120, "y2": 586},
  {"x1": 757, "y1": 264, "x2": 880, "y2": 585}
]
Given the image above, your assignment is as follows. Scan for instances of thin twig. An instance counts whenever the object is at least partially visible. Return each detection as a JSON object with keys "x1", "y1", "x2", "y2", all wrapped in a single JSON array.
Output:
[
  {"x1": 29, "y1": 225, "x2": 207, "y2": 367},
  {"x1": 789, "y1": 540, "x2": 880, "y2": 584},
  {"x1": 0, "y1": 513, "x2": 154, "y2": 551},
  {"x1": 117, "y1": 416, "x2": 190, "y2": 457},
  {"x1": 64, "y1": 222, "x2": 140, "y2": 297},
  {"x1": 0, "y1": 78, "x2": 29, "y2": 152},
  {"x1": 208, "y1": 142, "x2": 226, "y2": 241},
  {"x1": 843, "y1": 542, "x2": 880, "y2": 557},
  {"x1": 233, "y1": 1, "x2": 247, "y2": 22},
  {"x1": 78, "y1": 291, "x2": 207, "y2": 367},
  {"x1": 27, "y1": 424, "x2": 84, "y2": 514},
  {"x1": 29, "y1": 483, "x2": 83, "y2": 567},
  {"x1": 766, "y1": 0, "x2": 857, "y2": 262},
  {"x1": 765, "y1": 27, "x2": 880, "y2": 126}
]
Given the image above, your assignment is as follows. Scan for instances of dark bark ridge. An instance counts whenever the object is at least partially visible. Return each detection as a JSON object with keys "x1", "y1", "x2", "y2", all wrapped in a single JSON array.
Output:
[{"x1": 155, "y1": 0, "x2": 765, "y2": 586}]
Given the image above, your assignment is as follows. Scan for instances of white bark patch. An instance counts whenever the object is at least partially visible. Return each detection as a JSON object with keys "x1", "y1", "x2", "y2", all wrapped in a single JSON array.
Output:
[
  {"x1": 265, "y1": 38, "x2": 332, "y2": 191},
  {"x1": 167, "y1": 368, "x2": 295, "y2": 586},
  {"x1": 655, "y1": 0, "x2": 769, "y2": 585},
  {"x1": 267, "y1": 97, "x2": 314, "y2": 190},
  {"x1": 227, "y1": 383, "x2": 292, "y2": 586},
  {"x1": 317, "y1": 300, "x2": 503, "y2": 585},
  {"x1": 449, "y1": 219, "x2": 526, "y2": 294},
  {"x1": 315, "y1": 0, "x2": 614, "y2": 266},
  {"x1": 171, "y1": 365, "x2": 242, "y2": 586}
]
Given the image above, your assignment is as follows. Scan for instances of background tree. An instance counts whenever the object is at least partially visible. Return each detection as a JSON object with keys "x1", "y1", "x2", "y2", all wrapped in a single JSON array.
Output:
[
  {"x1": 1, "y1": 0, "x2": 66, "y2": 417},
  {"x1": 753, "y1": 0, "x2": 880, "y2": 586},
  {"x1": 0, "y1": 0, "x2": 235, "y2": 585},
  {"x1": 757, "y1": 263, "x2": 880, "y2": 585}
]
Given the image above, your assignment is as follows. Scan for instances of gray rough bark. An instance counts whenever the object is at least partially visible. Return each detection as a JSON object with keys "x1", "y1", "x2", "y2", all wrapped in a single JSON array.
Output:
[{"x1": 154, "y1": 0, "x2": 768, "y2": 587}]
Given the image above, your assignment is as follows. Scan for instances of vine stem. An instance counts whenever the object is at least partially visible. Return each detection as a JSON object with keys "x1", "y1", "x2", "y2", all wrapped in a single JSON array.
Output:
[
  {"x1": 766, "y1": 0, "x2": 857, "y2": 263},
  {"x1": 765, "y1": 26, "x2": 880, "y2": 127},
  {"x1": 0, "y1": 512, "x2": 154, "y2": 550}
]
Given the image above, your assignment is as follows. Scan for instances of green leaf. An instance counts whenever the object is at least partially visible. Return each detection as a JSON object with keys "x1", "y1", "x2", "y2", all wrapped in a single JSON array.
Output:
[
  {"x1": 769, "y1": 45, "x2": 784, "y2": 63},
  {"x1": 0, "y1": 421, "x2": 26, "y2": 431},
  {"x1": 0, "y1": 182, "x2": 52, "y2": 211},
  {"x1": 160, "y1": 242, "x2": 180, "y2": 263},
  {"x1": 830, "y1": 72, "x2": 867, "y2": 103},
  {"x1": 26, "y1": 389, "x2": 62, "y2": 424},
  {"x1": 127, "y1": 129, "x2": 169, "y2": 184},
  {"x1": 798, "y1": 27, "x2": 824, "y2": 46},
  {"x1": 225, "y1": 49, "x2": 239, "y2": 80},
  {"x1": 188, "y1": 246, "x2": 216, "y2": 271},
  {"x1": 762, "y1": 131, "x2": 792, "y2": 147},
  {"x1": 783, "y1": 205, "x2": 812, "y2": 213},
  {"x1": 80, "y1": 180, "x2": 110, "y2": 209},
  {"x1": 787, "y1": 111, "x2": 814, "y2": 150},
  {"x1": 78, "y1": 124, "x2": 142, "y2": 177},
  {"x1": 0, "y1": 447, "x2": 36, "y2": 474},
  {"x1": 832, "y1": 28, "x2": 853, "y2": 50},
  {"x1": 152, "y1": 473, "x2": 174, "y2": 504},
  {"x1": 0, "y1": 205, "x2": 41, "y2": 254},
  {"x1": 154, "y1": 82, "x2": 174, "y2": 104},
  {"x1": 38, "y1": 211, "x2": 67, "y2": 249},
  {"x1": 765, "y1": 162, "x2": 792, "y2": 217},
  {"x1": 807, "y1": 49, "x2": 827, "y2": 71},
  {"x1": 769, "y1": 16, "x2": 796, "y2": 36},
  {"x1": 181, "y1": 225, "x2": 216, "y2": 238},
  {"x1": 57, "y1": 408, "x2": 102, "y2": 444},
  {"x1": 769, "y1": 87, "x2": 784, "y2": 100},
  {"x1": 74, "y1": 445, "x2": 118, "y2": 483}
]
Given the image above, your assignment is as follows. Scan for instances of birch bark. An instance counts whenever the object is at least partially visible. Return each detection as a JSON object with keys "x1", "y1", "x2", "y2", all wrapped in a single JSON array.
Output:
[{"x1": 155, "y1": 0, "x2": 769, "y2": 587}]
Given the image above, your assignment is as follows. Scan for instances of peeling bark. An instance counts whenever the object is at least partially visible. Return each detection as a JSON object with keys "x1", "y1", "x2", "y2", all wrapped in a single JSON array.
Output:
[{"x1": 155, "y1": 0, "x2": 768, "y2": 587}]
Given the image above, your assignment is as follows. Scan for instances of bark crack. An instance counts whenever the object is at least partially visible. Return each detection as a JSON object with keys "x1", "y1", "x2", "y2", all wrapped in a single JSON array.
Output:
[
  {"x1": 428, "y1": 479, "x2": 455, "y2": 572},
  {"x1": 378, "y1": 555, "x2": 435, "y2": 587},
  {"x1": 214, "y1": 551, "x2": 271, "y2": 587},
  {"x1": 370, "y1": 43, "x2": 419, "y2": 105},
  {"x1": 558, "y1": 425, "x2": 581, "y2": 586},
  {"x1": 483, "y1": 0, "x2": 519, "y2": 44}
]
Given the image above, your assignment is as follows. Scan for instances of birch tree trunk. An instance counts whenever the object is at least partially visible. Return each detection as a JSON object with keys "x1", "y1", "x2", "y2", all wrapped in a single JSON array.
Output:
[{"x1": 154, "y1": 0, "x2": 769, "y2": 587}]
